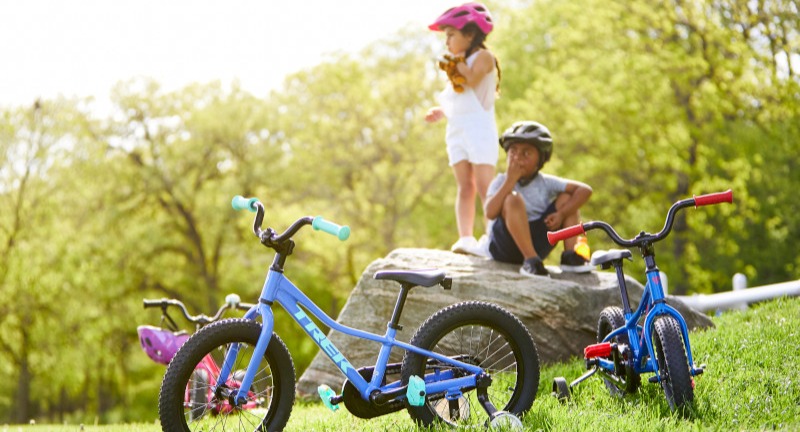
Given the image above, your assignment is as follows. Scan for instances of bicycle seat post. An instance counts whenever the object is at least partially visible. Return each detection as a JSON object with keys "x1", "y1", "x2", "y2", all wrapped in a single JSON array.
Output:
[
  {"x1": 612, "y1": 261, "x2": 633, "y2": 316},
  {"x1": 388, "y1": 283, "x2": 414, "y2": 332}
]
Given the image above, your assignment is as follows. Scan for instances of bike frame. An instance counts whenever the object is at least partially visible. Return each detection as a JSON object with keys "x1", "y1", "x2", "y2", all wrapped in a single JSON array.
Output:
[
  {"x1": 222, "y1": 267, "x2": 484, "y2": 404},
  {"x1": 548, "y1": 189, "x2": 731, "y2": 400},
  {"x1": 598, "y1": 266, "x2": 699, "y2": 382}
]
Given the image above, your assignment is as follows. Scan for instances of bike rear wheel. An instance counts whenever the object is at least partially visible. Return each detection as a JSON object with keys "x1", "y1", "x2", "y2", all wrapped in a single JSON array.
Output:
[
  {"x1": 653, "y1": 315, "x2": 694, "y2": 411},
  {"x1": 597, "y1": 306, "x2": 640, "y2": 396},
  {"x1": 401, "y1": 301, "x2": 539, "y2": 428},
  {"x1": 159, "y1": 319, "x2": 295, "y2": 432}
]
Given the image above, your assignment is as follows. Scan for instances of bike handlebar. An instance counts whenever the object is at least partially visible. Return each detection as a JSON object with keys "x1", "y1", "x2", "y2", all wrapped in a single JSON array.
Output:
[
  {"x1": 142, "y1": 297, "x2": 255, "y2": 326},
  {"x1": 231, "y1": 195, "x2": 350, "y2": 243},
  {"x1": 547, "y1": 189, "x2": 733, "y2": 247}
]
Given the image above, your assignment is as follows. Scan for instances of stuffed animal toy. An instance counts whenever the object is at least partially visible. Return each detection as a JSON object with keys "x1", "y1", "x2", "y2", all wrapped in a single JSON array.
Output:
[{"x1": 438, "y1": 54, "x2": 467, "y2": 93}]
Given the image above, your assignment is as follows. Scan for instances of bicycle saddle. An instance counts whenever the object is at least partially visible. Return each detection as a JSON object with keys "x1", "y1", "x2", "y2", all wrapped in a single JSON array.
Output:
[
  {"x1": 590, "y1": 249, "x2": 633, "y2": 268},
  {"x1": 373, "y1": 269, "x2": 446, "y2": 287}
]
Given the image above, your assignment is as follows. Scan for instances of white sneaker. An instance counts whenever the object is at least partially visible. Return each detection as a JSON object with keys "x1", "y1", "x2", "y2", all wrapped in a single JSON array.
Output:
[
  {"x1": 452, "y1": 236, "x2": 492, "y2": 258},
  {"x1": 451, "y1": 236, "x2": 478, "y2": 254},
  {"x1": 475, "y1": 234, "x2": 492, "y2": 258}
]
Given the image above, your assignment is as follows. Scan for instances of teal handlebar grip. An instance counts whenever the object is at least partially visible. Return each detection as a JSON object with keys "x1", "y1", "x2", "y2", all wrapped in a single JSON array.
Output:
[
  {"x1": 312, "y1": 216, "x2": 350, "y2": 241},
  {"x1": 231, "y1": 195, "x2": 259, "y2": 213}
]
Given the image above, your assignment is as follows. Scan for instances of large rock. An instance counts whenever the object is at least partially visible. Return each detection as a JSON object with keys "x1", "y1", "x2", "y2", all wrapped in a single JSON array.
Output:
[{"x1": 296, "y1": 248, "x2": 713, "y2": 397}]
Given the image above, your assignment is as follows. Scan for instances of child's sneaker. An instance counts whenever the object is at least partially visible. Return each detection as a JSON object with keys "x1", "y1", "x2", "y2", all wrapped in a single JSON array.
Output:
[
  {"x1": 451, "y1": 236, "x2": 488, "y2": 257},
  {"x1": 450, "y1": 236, "x2": 478, "y2": 254},
  {"x1": 520, "y1": 257, "x2": 550, "y2": 278},
  {"x1": 560, "y1": 250, "x2": 594, "y2": 273},
  {"x1": 474, "y1": 234, "x2": 491, "y2": 258}
]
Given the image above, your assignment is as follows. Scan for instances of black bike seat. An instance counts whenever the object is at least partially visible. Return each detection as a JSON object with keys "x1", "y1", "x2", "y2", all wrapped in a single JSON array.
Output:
[
  {"x1": 590, "y1": 249, "x2": 633, "y2": 267},
  {"x1": 373, "y1": 269, "x2": 446, "y2": 287}
]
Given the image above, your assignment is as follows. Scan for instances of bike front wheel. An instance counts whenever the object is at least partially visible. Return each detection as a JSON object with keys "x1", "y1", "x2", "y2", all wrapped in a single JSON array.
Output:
[
  {"x1": 159, "y1": 319, "x2": 295, "y2": 432},
  {"x1": 653, "y1": 315, "x2": 694, "y2": 411},
  {"x1": 401, "y1": 301, "x2": 539, "y2": 428}
]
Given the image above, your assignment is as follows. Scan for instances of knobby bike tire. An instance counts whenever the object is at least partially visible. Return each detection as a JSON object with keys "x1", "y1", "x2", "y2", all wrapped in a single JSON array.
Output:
[
  {"x1": 653, "y1": 315, "x2": 694, "y2": 412},
  {"x1": 597, "y1": 306, "x2": 641, "y2": 396},
  {"x1": 158, "y1": 319, "x2": 295, "y2": 432},
  {"x1": 400, "y1": 301, "x2": 539, "y2": 428}
]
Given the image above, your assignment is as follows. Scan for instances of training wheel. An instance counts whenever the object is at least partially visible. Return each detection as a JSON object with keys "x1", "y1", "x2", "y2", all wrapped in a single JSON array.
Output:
[
  {"x1": 488, "y1": 411, "x2": 523, "y2": 430},
  {"x1": 552, "y1": 377, "x2": 570, "y2": 402}
]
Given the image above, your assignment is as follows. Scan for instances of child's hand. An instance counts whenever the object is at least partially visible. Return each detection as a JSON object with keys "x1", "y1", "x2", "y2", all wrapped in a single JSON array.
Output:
[
  {"x1": 506, "y1": 157, "x2": 526, "y2": 182},
  {"x1": 544, "y1": 211, "x2": 565, "y2": 230},
  {"x1": 439, "y1": 55, "x2": 467, "y2": 93},
  {"x1": 456, "y1": 61, "x2": 470, "y2": 76},
  {"x1": 425, "y1": 107, "x2": 445, "y2": 123}
]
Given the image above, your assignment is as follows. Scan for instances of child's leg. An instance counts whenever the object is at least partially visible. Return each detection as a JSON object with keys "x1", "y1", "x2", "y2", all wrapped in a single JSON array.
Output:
[
  {"x1": 451, "y1": 161, "x2": 476, "y2": 238},
  {"x1": 473, "y1": 163, "x2": 495, "y2": 231},
  {"x1": 501, "y1": 192, "x2": 537, "y2": 259},
  {"x1": 555, "y1": 192, "x2": 582, "y2": 250}
]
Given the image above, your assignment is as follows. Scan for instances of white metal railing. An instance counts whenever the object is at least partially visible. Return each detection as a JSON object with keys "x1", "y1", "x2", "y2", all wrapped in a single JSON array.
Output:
[{"x1": 673, "y1": 273, "x2": 800, "y2": 312}]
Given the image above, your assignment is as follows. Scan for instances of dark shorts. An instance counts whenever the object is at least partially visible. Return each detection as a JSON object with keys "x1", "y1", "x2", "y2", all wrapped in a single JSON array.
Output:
[{"x1": 489, "y1": 201, "x2": 557, "y2": 265}]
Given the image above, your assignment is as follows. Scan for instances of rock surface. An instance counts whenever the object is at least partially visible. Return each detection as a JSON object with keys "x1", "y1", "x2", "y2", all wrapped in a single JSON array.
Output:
[{"x1": 296, "y1": 248, "x2": 713, "y2": 397}]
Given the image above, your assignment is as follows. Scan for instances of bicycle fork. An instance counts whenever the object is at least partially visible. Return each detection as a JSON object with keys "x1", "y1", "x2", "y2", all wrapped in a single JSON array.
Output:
[{"x1": 215, "y1": 302, "x2": 275, "y2": 406}]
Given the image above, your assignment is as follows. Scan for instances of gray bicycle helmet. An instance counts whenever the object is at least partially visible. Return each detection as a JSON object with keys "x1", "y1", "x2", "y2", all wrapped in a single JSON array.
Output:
[{"x1": 499, "y1": 121, "x2": 553, "y2": 168}]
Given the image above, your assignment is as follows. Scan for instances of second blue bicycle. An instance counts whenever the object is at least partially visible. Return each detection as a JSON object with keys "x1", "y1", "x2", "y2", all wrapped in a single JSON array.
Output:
[{"x1": 548, "y1": 189, "x2": 733, "y2": 412}]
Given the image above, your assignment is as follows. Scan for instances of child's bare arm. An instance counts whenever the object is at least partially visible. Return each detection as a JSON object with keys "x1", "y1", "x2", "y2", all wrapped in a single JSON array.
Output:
[
  {"x1": 484, "y1": 178, "x2": 516, "y2": 220},
  {"x1": 456, "y1": 50, "x2": 495, "y2": 88},
  {"x1": 544, "y1": 181, "x2": 592, "y2": 229}
]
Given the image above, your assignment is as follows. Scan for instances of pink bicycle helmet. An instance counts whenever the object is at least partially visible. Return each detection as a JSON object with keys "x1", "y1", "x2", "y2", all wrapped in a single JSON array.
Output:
[
  {"x1": 429, "y1": 2, "x2": 494, "y2": 34},
  {"x1": 137, "y1": 325, "x2": 190, "y2": 365}
]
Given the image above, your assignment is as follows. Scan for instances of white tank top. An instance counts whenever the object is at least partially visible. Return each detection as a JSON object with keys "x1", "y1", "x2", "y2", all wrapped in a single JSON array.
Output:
[{"x1": 436, "y1": 50, "x2": 496, "y2": 117}]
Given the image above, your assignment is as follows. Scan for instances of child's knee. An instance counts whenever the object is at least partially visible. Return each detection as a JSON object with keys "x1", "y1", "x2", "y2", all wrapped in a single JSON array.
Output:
[{"x1": 502, "y1": 192, "x2": 526, "y2": 214}]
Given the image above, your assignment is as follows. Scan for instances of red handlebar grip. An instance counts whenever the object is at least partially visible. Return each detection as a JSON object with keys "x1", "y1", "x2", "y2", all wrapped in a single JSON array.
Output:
[
  {"x1": 694, "y1": 189, "x2": 733, "y2": 207},
  {"x1": 547, "y1": 224, "x2": 585, "y2": 246}
]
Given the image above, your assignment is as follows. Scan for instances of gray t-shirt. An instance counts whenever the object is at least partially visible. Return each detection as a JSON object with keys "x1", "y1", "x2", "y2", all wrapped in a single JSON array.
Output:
[{"x1": 486, "y1": 172, "x2": 569, "y2": 221}]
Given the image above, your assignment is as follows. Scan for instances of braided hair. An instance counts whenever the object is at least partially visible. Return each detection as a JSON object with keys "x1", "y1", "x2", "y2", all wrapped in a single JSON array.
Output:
[{"x1": 460, "y1": 22, "x2": 501, "y2": 94}]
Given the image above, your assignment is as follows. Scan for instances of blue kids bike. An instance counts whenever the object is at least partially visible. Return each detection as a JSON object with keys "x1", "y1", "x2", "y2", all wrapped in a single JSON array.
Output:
[
  {"x1": 547, "y1": 190, "x2": 732, "y2": 412},
  {"x1": 158, "y1": 196, "x2": 540, "y2": 431}
]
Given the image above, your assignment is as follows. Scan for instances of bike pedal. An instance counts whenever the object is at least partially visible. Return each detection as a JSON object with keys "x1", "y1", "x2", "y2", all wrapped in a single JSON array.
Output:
[
  {"x1": 317, "y1": 384, "x2": 340, "y2": 412},
  {"x1": 648, "y1": 375, "x2": 661, "y2": 384},
  {"x1": 407, "y1": 375, "x2": 427, "y2": 407},
  {"x1": 584, "y1": 342, "x2": 612, "y2": 359}
]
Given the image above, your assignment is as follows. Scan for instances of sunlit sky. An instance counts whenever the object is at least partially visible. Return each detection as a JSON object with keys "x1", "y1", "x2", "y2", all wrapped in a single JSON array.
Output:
[{"x1": 0, "y1": 0, "x2": 456, "y2": 110}]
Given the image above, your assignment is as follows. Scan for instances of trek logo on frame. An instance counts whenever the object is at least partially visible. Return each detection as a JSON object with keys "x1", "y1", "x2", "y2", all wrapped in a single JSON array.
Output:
[{"x1": 293, "y1": 309, "x2": 353, "y2": 374}]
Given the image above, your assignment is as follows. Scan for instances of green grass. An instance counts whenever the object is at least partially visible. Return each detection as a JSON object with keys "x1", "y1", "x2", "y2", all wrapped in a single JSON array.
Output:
[
  {"x1": 284, "y1": 296, "x2": 800, "y2": 431},
  {"x1": 12, "y1": 297, "x2": 800, "y2": 431}
]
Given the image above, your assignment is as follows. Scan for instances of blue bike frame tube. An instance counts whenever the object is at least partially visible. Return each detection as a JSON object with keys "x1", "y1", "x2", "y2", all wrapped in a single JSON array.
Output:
[
  {"x1": 267, "y1": 273, "x2": 482, "y2": 400},
  {"x1": 646, "y1": 269, "x2": 666, "y2": 302},
  {"x1": 371, "y1": 326, "x2": 398, "y2": 389},
  {"x1": 234, "y1": 303, "x2": 275, "y2": 403},
  {"x1": 230, "y1": 269, "x2": 280, "y2": 402}
]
